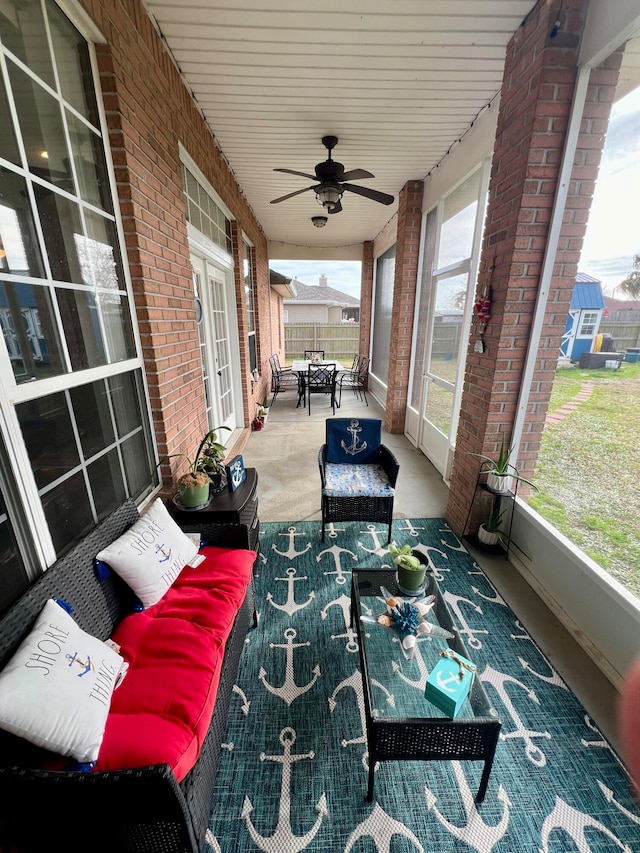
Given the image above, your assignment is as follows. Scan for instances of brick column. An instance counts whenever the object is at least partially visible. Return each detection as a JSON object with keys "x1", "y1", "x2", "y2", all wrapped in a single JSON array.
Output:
[
  {"x1": 446, "y1": 0, "x2": 621, "y2": 535},
  {"x1": 359, "y1": 241, "x2": 374, "y2": 360},
  {"x1": 386, "y1": 180, "x2": 424, "y2": 433}
]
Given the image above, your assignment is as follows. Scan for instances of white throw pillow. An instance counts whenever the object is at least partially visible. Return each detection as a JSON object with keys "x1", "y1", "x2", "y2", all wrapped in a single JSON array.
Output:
[
  {"x1": 0, "y1": 599, "x2": 124, "y2": 763},
  {"x1": 95, "y1": 498, "x2": 199, "y2": 608}
]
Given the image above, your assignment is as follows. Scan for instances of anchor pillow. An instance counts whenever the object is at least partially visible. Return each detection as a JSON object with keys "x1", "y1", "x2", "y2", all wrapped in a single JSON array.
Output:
[
  {"x1": 0, "y1": 599, "x2": 125, "y2": 763},
  {"x1": 96, "y1": 498, "x2": 199, "y2": 608},
  {"x1": 326, "y1": 418, "x2": 382, "y2": 465}
]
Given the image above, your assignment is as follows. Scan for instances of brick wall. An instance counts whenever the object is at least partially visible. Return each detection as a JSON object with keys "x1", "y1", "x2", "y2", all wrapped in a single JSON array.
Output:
[
  {"x1": 386, "y1": 180, "x2": 424, "y2": 433},
  {"x1": 84, "y1": 0, "x2": 269, "y2": 478},
  {"x1": 447, "y1": 0, "x2": 621, "y2": 535},
  {"x1": 359, "y1": 241, "x2": 374, "y2": 361}
]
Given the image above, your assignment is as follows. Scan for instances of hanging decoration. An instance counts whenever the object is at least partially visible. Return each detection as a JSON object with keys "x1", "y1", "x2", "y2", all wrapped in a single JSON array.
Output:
[{"x1": 473, "y1": 256, "x2": 495, "y2": 353}]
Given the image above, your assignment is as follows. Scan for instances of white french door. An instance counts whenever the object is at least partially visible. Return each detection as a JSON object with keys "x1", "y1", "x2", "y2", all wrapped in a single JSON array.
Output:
[{"x1": 191, "y1": 254, "x2": 239, "y2": 434}]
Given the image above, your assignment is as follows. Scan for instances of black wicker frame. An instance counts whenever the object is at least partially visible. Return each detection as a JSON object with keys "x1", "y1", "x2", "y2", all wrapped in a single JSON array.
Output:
[
  {"x1": 318, "y1": 443, "x2": 399, "y2": 544},
  {"x1": 0, "y1": 500, "x2": 256, "y2": 853}
]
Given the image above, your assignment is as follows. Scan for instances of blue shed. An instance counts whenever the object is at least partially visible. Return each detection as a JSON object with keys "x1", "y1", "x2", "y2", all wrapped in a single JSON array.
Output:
[{"x1": 560, "y1": 273, "x2": 606, "y2": 362}]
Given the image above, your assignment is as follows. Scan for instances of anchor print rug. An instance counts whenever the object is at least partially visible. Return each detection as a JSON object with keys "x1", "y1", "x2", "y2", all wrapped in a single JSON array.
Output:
[{"x1": 206, "y1": 519, "x2": 640, "y2": 852}]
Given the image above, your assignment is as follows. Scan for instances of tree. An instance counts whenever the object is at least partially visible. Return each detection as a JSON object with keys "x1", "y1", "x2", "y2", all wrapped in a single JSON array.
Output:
[{"x1": 618, "y1": 254, "x2": 640, "y2": 299}]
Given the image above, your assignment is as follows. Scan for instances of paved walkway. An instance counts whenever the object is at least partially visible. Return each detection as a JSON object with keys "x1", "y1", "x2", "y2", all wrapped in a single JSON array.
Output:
[{"x1": 544, "y1": 380, "x2": 594, "y2": 427}]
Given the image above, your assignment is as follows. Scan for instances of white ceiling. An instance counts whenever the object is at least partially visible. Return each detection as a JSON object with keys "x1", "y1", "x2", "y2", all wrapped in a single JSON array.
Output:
[{"x1": 142, "y1": 1, "x2": 636, "y2": 256}]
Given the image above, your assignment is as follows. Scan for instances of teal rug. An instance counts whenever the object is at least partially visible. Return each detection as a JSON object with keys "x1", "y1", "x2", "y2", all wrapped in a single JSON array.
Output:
[{"x1": 206, "y1": 519, "x2": 640, "y2": 852}]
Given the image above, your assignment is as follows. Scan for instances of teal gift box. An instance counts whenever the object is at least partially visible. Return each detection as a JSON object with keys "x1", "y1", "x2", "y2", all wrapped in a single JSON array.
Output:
[{"x1": 425, "y1": 650, "x2": 476, "y2": 718}]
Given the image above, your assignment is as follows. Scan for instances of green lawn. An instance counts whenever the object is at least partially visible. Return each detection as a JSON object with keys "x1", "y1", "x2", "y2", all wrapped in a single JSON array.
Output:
[{"x1": 529, "y1": 362, "x2": 640, "y2": 597}]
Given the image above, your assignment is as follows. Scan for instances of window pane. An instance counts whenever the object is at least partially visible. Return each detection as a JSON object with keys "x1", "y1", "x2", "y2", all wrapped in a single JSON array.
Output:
[
  {"x1": 0, "y1": 76, "x2": 20, "y2": 165},
  {"x1": 0, "y1": 172, "x2": 45, "y2": 277},
  {"x1": 411, "y1": 209, "x2": 437, "y2": 408},
  {"x1": 47, "y1": 0, "x2": 99, "y2": 124},
  {"x1": 0, "y1": 488, "x2": 29, "y2": 616},
  {"x1": 33, "y1": 185, "x2": 83, "y2": 281},
  {"x1": 121, "y1": 431, "x2": 153, "y2": 497},
  {"x1": 87, "y1": 450, "x2": 126, "y2": 521},
  {"x1": 70, "y1": 382, "x2": 115, "y2": 458},
  {"x1": 41, "y1": 471, "x2": 92, "y2": 554},
  {"x1": 429, "y1": 273, "x2": 467, "y2": 382},
  {"x1": 55, "y1": 286, "x2": 103, "y2": 370},
  {"x1": 0, "y1": 0, "x2": 54, "y2": 87},
  {"x1": 67, "y1": 112, "x2": 111, "y2": 211},
  {"x1": 437, "y1": 170, "x2": 481, "y2": 269},
  {"x1": 425, "y1": 382, "x2": 454, "y2": 436},
  {"x1": 83, "y1": 210, "x2": 124, "y2": 289},
  {"x1": 8, "y1": 61, "x2": 72, "y2": 191},
  {"x1": 0, "y1": 281, "x2": 65, "y2": 382},
  {"x1": 110, "y1": 371, "x2": 143, "y2": 438},
  {"x1": 371, "y1": 245, "x2": 396, "y2": 384},
  {"x1": 17, "y1": 393, "x2": 79, "y2": 488}
]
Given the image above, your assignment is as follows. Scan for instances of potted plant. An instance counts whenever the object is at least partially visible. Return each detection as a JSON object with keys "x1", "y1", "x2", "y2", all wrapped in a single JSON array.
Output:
[
  {"x1": 470, "y1": 434, "x2": 538, "y2": 494},
  {"x1": 158, "y1": 426, "x2": 231, "y2": 507},
  {"x1": 388, "y1": 542, "x2": 430, "y2": 596},
  {"x1": 477, "y1": 503, "x2": 507, "y2": 547}
]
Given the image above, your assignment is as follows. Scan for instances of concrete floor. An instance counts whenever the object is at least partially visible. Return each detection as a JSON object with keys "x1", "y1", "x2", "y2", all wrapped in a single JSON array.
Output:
[{"x1": 240, "y1": 382, "x2": 621, "y2": 752}]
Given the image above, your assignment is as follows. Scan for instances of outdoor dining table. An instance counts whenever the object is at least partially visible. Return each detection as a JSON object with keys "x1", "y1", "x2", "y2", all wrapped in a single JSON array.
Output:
[{"x1": 290, "y1": 360, "x2": 345, "y2": 408}]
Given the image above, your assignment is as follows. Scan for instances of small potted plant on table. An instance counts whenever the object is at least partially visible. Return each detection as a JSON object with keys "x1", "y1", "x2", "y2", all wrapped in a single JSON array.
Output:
[
  {"x1": 388, "y1": 542, "x2": 430, "y2": 596},
  {"x1": 158, "y1": 426, "x2": 231, "y2": 508}
]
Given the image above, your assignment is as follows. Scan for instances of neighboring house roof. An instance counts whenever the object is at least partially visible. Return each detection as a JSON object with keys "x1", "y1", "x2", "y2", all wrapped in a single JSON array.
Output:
[
  {"x1": 605, "y1": 295, "x2": 640, "y2": 311},
  {"x1": 269, "y1": 269, "x2": 297, "y2": 297},
  {"x1": 570, "y1": 277, "x2": 605, "y2": 310},
  {"x1": 281, "y1": 278, "x2": 359, "y2": 307}
]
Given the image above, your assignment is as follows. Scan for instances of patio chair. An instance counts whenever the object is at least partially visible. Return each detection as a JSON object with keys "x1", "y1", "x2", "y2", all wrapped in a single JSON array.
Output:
[
  {"x1": 303, "y1": 349, "x2": 325, "y2": 360},
  {"x1": 269, "y1": 353, "x2": 301, "y2": 406},
  {"x1": 318, "y1": 418, "x2": 399, "y2": 542},
  {"x1": 337, "y1": 356, "x2": 369, "y2": 407},
  {"x1": 306, "y1": 363, "x2": 337, "y2": 415}
]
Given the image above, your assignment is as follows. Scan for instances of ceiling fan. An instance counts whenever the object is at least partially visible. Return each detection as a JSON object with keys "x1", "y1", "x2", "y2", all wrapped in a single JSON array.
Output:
[{"x1": 270, "y1": 136, "x2": 394, "y2": 214}]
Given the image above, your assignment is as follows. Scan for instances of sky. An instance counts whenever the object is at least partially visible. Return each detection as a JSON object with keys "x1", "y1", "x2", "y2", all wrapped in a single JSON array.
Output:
[{"x1": 270, "y1": 84, "x2": 640, "y2": 302}]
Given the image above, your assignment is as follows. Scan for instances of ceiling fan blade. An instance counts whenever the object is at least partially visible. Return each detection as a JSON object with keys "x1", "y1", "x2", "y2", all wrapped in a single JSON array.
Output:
[
  {"x1": 339, "y1": 168, "x2": 374, "y2": 181},
  {"x1": 341, "y1": 183, "x2": 395, "y2": 206},
  {"x1": 274, "y1": 168, "x2": 318, "y2": 181},
  {"x1": 270, "y1": 186, "x2": 316, "y2": 204},
  {"x1": 327, "y1": 199, "x2": 343, "y2": 214}
]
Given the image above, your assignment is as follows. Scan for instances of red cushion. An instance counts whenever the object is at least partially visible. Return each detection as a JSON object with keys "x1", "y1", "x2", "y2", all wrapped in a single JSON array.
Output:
[{"x1": 94, "y1": 546, "x2": 254, "y2": 782}]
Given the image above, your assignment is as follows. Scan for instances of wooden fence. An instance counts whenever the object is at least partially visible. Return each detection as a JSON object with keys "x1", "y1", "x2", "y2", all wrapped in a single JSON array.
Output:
[
  {"x1": 599, "y1": 320, "x2": 640, "y2": 352},
  {"x1": 284, "y1": 322, "x2": 360, "y2": 362}
]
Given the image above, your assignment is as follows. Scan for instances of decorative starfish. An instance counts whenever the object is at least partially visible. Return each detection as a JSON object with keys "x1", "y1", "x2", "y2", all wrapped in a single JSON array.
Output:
[{"x1": 360, "y1": 585, "x2": 455, "y2": 660}]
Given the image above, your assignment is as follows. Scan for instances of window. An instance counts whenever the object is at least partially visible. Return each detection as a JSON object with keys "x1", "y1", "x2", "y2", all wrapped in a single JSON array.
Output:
[
  {"x1": 182, "y1": 164, "x2": 232, "y2": 254},
  {"x1": 0, "y1": 1, "x2": 155, "y2": 565},
  {"x1": 371, "y1": 245, "x2": 396, "y2": 385},
  {"x1": 579, "y1": 311, "x2": 599, "y2": 336},
  {"x1": 244, "y1": 240, "x2": 257, "y2": 373}
]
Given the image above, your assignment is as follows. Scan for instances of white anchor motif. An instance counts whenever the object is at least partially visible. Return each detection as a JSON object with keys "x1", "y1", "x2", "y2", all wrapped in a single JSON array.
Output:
[
  {"x1": 425, "y1": 760, "x2": 512, "y2": 852},
  {"x1": 242, "y1": 727, "x2": 327, "y2": 852},
  {"x1": 340, "y1": 419, "x2": 368, "y2": 455},
  {"x1": 266, "y1": 566, "x2": 315, "y2": 615},
  {"x1": 471, "y1": 584, "x2": 506, "y2": 606},
  {"x1": 358, "y1": 523, "x2": 391, "y2": 556},
  {"x1": 438, "y1": 524, "x2": 468, "y2": 552},
  {"x1": 328, "y1": 669, "x2": 394, "y2": 770},
  {"x1": 390, "y1": 640, "x2": 431, "y2": 692},
  {"x1": 517, "y1": 655, "x2": 568, "y2": 689},
  {"x1": 510, "y1": 618, "x2": 531, "y2": 641},
  {"x1": 397, "y1": 519, "x2": 425, "y2": 537},
  {"x1": 204, "y1": 828, "x2": 222, "y2": 852},
  {"x1": 442, "y1": 589, "x2": 488, "y2": 650},
  {"x1": 413, "y1": 542, "x2": 449, "y2": 581},
  {"x1": 232, "y1": 683, "x2": 251, "y2": 715},
  {"x1": 271, "y1": 526, "x2": 312, "y2": 559},
  {"x1": 597, "y1": 779, "x2": 640, "y2": 825},
  {"x1": 581, "y1": 714, "x2": 609, "y2": 749},
  {"x1": 259, "y1": 628, "x2": 321, "y2": 705},
  {"x1": 344, "y1": 802, "x2": 424, "y2": 853},
  {"x1": 317, "y1": 543, "x2": 357, "y2": 584},
  {"x1": 479, "y1": 664, "x2": 551, "y2": 766},
  {"x1": 326, "y1": 521, "x2": 346, "y2": 538},
  {"x1": 320, "y1": 593, "x2": 359, "y2": 652},
  {"x1": 539, "y1": 795, "x2": 634, "y2": 852}
]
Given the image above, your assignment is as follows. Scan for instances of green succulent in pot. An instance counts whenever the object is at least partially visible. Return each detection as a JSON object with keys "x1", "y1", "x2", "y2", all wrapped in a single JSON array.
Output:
[
  {"x1": 469, "y1": 433, "x2": 538, "y2": 493},
  {"x1": 388, "y1": 541, "x2": 429, "y2": 596}
]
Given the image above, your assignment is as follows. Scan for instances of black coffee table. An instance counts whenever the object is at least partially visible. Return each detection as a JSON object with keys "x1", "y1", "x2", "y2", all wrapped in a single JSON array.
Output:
[{"x1": 351, "y1": 568, "x2": 501, "y2": 802}]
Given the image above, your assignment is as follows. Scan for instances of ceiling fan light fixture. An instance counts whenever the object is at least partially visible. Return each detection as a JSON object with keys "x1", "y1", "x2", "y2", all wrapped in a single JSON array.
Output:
[{"x1": 316, "y1": 183, "x2": 342, "y2": 208}]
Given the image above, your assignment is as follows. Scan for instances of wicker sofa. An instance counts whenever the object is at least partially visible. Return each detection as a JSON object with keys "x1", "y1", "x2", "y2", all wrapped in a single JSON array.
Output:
[{"x1": 0, "y1": 499, "x2": 256, "y2": 853}]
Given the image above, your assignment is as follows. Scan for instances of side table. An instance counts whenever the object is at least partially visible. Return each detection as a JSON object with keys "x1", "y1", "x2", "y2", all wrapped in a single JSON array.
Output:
[{"x1": 168, "y1": 467, "x2": 259, "y2": 552}]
